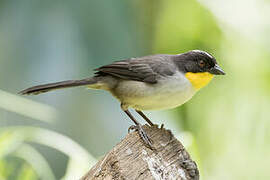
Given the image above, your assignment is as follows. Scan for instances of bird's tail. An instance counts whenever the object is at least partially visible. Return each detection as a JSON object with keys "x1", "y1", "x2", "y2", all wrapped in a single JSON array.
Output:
[{"x1": 19, "y1": 77, "x2": 97, "y2": 95}]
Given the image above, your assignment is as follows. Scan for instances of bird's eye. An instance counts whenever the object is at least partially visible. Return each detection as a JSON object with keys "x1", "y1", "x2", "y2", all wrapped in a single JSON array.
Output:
[{"x1": 199, "y1": 60, "x2": 205, "y2": 68}]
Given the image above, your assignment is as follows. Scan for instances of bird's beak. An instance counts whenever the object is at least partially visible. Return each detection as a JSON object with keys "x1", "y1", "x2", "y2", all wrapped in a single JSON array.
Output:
[{"x1": 209, "y1": 64, "x2": 225, "y2": 75}]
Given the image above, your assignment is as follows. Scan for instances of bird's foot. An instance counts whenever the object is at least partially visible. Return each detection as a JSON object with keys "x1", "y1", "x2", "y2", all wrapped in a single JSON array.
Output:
[
  {"x1": 160, "y1": 124, "x2": 164, "y2": 129},
  {"x1": 128, "y1": 124, "x2": 153, "y2": 148},
  {"x1": 150, "y1": 124, "x2": 164, "y2": 129}
]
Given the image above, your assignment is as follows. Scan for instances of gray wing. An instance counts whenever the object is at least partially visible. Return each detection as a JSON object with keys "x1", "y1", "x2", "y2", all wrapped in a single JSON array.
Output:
[{"x1": 94, "y1": 55, "x2": 176, "y2": 84}]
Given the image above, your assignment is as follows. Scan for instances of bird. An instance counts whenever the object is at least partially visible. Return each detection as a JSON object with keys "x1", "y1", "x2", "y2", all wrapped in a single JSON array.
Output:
[{"x1": 20, "y1": 50, "x2": 225, "y2": 147}]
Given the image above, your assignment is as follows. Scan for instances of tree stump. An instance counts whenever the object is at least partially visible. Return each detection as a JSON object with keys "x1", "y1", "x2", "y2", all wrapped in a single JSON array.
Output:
[{"x1": 81, "y1": 125, "x2": 199, "y2": 180}]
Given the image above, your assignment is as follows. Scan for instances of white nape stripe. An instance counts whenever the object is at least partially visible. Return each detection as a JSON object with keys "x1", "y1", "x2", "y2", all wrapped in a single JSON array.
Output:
[{"x1": 191, "y1": 50, "x2": 213, "y2": 58}]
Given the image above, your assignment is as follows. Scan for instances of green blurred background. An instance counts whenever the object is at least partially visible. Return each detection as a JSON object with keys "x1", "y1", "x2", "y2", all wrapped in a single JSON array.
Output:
[{"x1": 0, "y1": 0, "x2": 270, "y2": 179}]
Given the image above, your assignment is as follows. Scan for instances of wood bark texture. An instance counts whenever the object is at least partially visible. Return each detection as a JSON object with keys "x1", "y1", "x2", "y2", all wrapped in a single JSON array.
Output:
[{"x1": 81, "y1": 125, "x2": 199, "y2": 180}]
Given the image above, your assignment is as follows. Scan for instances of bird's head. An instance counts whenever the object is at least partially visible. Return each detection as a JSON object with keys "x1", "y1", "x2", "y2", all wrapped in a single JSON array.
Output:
[{"x1": 177, "y1": 50, "x2": 225, "y2": 90}]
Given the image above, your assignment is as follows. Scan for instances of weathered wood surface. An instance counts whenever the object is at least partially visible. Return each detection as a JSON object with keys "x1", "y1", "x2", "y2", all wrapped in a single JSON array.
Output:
[{"x1": 81, "y1": 125, "x2": 199, "y2": 180}]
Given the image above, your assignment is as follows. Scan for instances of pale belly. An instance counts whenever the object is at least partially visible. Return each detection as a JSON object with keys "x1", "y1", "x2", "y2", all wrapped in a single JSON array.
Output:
[{"x1": 112, "y1": 73, "x2": 197, "y2": 110}]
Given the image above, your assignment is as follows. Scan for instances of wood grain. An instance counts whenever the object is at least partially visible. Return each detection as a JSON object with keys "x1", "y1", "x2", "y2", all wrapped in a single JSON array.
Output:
[{"x1": 81, "y1": 125, "x2": 199, "y2": 180}]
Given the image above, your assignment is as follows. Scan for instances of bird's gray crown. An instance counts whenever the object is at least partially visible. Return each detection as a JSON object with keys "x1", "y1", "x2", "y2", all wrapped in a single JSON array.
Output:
[{"x1": 174, "y1": 50, "x2": 225, "y2": 75}]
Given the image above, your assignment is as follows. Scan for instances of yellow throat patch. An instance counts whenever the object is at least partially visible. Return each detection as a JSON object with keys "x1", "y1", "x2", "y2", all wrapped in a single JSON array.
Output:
[{"x1": 185, "y1": 72, "x2": 214, "y2": 90}]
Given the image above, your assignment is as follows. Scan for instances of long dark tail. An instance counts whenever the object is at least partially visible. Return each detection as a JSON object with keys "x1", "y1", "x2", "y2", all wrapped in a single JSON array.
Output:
[{"x1": 19, "y1": 77, "x2": 97, "y2": 95}]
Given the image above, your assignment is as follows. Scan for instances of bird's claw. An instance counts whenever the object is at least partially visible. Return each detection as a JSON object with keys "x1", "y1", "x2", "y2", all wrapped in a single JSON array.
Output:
[
  {"x1": 128, "y1": 125, "x2": 137, "y2": 133},
  {"x1": 128, "y1": 124, "x2": 153, "y2": 148}
]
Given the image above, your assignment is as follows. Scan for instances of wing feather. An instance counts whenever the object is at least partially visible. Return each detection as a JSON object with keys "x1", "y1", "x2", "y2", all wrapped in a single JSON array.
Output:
[{"x1": 95, "y1": 55, "x2": 176, "y2": 83}]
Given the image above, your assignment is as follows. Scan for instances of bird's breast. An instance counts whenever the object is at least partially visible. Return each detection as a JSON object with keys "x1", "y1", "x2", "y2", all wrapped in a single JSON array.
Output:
[{"x1": 112, "y1": 72, "x2": 196, "y2": 110}]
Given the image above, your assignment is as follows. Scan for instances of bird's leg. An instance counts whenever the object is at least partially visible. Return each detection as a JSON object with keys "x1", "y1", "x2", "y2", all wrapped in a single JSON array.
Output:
[
  {"x1": 136, "y1": 110, "x2": 164, "y2": 129},
  {"x1": 135, "y1": 110, "x2": 154, "y2": 126},
  {"x1": 124, "y1": 110, "x2": 152, "y2": 147},
  {"x1": 121, "y1": 105, "x2": 152, "y2": 147}
]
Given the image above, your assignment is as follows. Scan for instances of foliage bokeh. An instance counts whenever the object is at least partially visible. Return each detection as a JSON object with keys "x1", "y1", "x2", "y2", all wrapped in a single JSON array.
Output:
[{"x1": 0, "y1": 0, "x2": 269, "y2": 179}]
